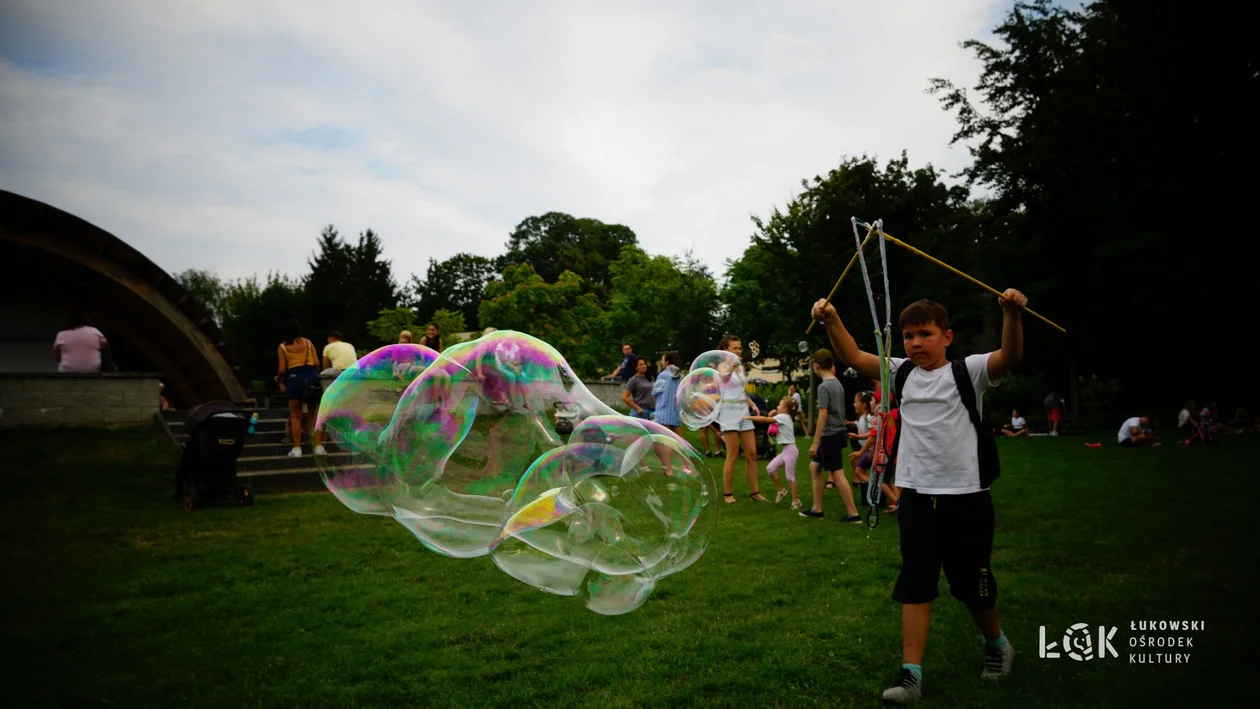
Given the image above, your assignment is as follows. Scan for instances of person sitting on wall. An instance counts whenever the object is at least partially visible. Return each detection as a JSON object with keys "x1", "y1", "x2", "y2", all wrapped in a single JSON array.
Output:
[{"x1": 53, "y1": 313, "x2": 108, "y2": 373}]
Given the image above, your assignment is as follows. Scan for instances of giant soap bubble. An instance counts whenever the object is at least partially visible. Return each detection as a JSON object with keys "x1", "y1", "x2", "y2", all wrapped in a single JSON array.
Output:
[
  {"x1": 677, "y1": 349, "x2": 746, "y2": 430},
  {"x1": 317, "y1": 330, "x2": 716, "y2": 614},
  {"x1": 314, "y1": 344, "x2": 439, "y2": 515}
]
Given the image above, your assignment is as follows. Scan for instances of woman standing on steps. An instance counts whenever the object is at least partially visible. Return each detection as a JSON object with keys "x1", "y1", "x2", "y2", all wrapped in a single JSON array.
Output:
[{"x1": 276, "y1": 319, "x2": 325, "y2": 459}]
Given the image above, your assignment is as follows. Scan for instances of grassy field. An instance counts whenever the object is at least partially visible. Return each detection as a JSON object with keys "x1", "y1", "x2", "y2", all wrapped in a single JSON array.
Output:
[{"x1": 1, "y1": 426, "x2": 1256, "y2": 708}]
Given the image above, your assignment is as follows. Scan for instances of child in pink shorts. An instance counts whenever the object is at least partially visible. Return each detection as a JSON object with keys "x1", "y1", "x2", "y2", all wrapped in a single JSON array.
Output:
[{"x1": 744, "y1": 396, "x2": 802, "y2": 509}]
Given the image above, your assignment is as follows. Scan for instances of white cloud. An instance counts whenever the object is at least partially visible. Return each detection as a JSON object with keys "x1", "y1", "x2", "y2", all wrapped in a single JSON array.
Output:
[{"x1": 0, "y1": 0, "x2": 1005, "y2": 284}]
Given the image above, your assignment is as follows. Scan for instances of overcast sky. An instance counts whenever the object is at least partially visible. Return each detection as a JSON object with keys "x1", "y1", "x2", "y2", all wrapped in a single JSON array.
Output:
[{"x1": 1, "y1": 0, "x2": 1015, "y2": 287}]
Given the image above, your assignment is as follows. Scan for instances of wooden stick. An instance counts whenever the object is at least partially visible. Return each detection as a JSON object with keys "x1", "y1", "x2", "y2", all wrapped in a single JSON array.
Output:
[
  {"x1": 877, "y1": 231, "x2": 1066, "y2": 333},
  {"x1": 806, "y1": 227, "x2": 874, "y2": 334}
]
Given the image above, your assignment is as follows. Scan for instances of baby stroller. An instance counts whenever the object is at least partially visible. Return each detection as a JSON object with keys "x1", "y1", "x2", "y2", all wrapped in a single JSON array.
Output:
[{"x1": 175, "y1": 401, "x2": 256, "y2": 511}]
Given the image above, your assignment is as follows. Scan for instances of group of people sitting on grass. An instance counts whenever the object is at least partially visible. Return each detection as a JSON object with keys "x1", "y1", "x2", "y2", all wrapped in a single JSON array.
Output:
[{"x1": 1114, "y1": 400, "x2": 1256, "y2": 448}]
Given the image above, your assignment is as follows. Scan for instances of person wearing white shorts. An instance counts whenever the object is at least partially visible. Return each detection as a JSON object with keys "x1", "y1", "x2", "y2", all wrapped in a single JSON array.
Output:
[
  {"x1": 714, "y1": 335, "x2": 767, "y2": 504},
  {"x1": 718, "y1": 401, "x2": 754, "y2": 433}
]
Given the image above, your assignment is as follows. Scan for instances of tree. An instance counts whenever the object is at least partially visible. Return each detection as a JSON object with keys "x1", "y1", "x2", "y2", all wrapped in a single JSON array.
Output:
[
  {"x1": 723, "y1": 154, "x2": 981, "y2": 380},
  {"x1": 219, "y1": 271, "x2": 306, "y2": 386},
  {"x1": 173, "y1": 268, "x2": 226, "y2": 325},
  {"x1": 929, "y1": 0, "x2": 1259, "y2": 408},
  {"x1": 430, "y1": 308, "x2": 468, "y2": 344},
  {"x1": 366, "y1": 307, "x2": 419, "y2": 345},
  {"x1": 604, "y1": 245, "x2": 722, "y2": 364},
  {"x1": 478, "y1": 264, "x2": 608, "y2": 377},
  {"x1": 409, "y1": 253, "x2": 496, "y2": 330},
  {"x1": 302, "y1": 225, "x2": 402, "y2": 347},
  {"x1": 496, "y1": 212, "x2": 638, "y2": 299},
  {"x1": 302, "y1": 225, "x2": 352, "y2": 334}
]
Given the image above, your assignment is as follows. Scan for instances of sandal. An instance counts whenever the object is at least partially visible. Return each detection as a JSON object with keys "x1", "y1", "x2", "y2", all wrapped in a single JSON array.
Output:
[
  {"x1": 824, "y1": 481, "x2": 836, "y2": 489},
  {"x1": 724, "y1": 493, "x2": 737, "y2": 504},
  {"x1": 749, "y1": 492, "x2": 769, "y2": 502}
]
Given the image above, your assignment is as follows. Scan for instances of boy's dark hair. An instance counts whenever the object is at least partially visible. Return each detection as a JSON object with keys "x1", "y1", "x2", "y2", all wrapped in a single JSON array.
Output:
[
  {"x1": 662, "y1": 351, "x2": 681, "y2": 367},
  {"x1": 812, "y1": 349, "x2": 835, "y2": 370},
  {"x1": 328, "y1": 330, "x2": 342, "y2": 340},
  {"x1": 281, "y1": 319, "x2": 302, "y2": 344},
  {"x1": 899, "y1": 299, "x2": 951, "y2": 332}
]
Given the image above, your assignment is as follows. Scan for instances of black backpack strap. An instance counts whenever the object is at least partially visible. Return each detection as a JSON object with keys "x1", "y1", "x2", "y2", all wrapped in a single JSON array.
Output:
[
  {"x1": 951, "y1": 359, "x2": 1001, "y2": 488},
  {"x1": 950, "y1": 360, "x2": 983, "y2": 429}
]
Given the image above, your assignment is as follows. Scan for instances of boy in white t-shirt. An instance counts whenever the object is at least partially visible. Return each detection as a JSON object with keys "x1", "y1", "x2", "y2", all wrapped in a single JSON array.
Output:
[{"x1": 812, "y1": 289, "x2": 1026, "y2": 704}]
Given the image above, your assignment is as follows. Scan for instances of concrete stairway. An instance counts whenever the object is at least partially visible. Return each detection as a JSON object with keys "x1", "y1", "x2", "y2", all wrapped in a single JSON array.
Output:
[{"x1": 158, "y1": 404, "x2": 349, "y2": 493}]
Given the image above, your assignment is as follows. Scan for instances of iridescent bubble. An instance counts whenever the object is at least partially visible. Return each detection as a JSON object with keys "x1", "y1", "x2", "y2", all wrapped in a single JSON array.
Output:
[
  {"x1": 677, "y1": 349, "x2": 746, "y2": 430},
  {"x1": 314, "y1": 344, "x2": 439, "y2": 514},
  {"x1": 490, "y1": 415, "x2": 713, "y2": 614},
  {"x1": 320, "y1": 330, "x2": 717, "y2": 615},
  {"x1": 376, "y1": 331, "x2": 617, "y2": 558}
]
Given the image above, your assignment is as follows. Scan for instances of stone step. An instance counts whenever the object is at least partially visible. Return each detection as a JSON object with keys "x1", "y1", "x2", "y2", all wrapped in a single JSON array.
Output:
[
  {"x1": 237, "y1": 466, "x2": 349, "y2": 493},
  {"x1": 167, "y1": 417, "x2": 289, "y2": 434},
  {"x1": 237, "y1": 450, "x2": 354, "y2": 472},
  {"x1": 162, "y1": 406, "x2": 290, "y2": 423}
]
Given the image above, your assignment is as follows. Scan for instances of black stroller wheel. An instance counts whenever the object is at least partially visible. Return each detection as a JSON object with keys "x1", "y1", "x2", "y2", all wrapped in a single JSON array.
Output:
[{"x1": 182, "y1": 487, "x2": 198, "y2": 512}]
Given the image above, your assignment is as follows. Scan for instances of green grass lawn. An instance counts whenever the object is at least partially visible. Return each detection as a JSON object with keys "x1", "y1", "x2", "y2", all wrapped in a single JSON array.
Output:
[{"x1": 1, "y1": 427, "x2": 1256, "y2": 708}]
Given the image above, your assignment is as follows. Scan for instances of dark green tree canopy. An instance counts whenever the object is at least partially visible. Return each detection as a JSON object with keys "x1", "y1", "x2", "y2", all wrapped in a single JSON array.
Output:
[
  {"x1": 496, "y1": 212, "x2": 638, "y2": 299},
  {"x1": 929, "y1": 0, "x2": 1259, "y2": 405},
  {"x1": 410, "y1": 252, "x2": 496, "y2": 331}
]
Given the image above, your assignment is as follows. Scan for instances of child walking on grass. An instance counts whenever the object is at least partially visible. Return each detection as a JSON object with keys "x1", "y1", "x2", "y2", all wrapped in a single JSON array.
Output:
[
  {"x1": 743, "y1": 396, "x2": 803, "y2": 509},
  {"x1": 812, "y1": 287, "x2": 1026, "y2": 704}
]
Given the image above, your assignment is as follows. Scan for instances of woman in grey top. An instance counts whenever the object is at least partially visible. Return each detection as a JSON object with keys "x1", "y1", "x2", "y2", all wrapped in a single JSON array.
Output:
[{"x1": 621, "y1": 356, "x2": 656, "y2": 419}]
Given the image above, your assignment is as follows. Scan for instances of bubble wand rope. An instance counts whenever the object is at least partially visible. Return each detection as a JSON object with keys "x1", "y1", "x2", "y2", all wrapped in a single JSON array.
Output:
[
  {"x1": 850, "y1": 217, "x2": 892, "y2": 529},
  {"x1": 805, "y1": 225, "x2": 876, "y2": 334},
  {"x1": 853, "y1": 220, "x2": 1065, "y2": 333}
]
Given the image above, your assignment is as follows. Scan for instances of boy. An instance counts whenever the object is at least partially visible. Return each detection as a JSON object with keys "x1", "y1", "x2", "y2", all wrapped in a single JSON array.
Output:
[
  {"x1": 800, "y1": 349, "x2": 861, "y2": 522},
  {"x1": 811, "y1": 288, "x2": 1026, "y2": 704}
]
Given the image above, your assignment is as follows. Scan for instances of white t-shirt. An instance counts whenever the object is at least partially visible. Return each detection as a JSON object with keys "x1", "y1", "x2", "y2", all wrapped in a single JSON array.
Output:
[
  {"x1": 889, "y1": 353, "x2": 998, "y2": 495},
  {"x1": 772, "y1": 413, "x2": 795, "y2": 445},
  {"x1": 1118, "y1": 417, "x2": 1146, "y2": 443},
  {"x1": 857, "y1": 413, "x2": 871, "y2": 437},
  {"x1": 791, "y1": 391, "x2": 802, "y2": 410},
  {"x1": 1177, "y1": 409, "x2": 1191, "y2": 427},
  {"x1": 1011, "y1": 416, "x2": 1026, "y2": 430}
]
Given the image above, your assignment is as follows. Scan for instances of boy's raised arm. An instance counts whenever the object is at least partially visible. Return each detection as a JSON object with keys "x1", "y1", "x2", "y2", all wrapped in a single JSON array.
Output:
[
  {"x1": 987, "y1": 288, "x2": 1027, "y2": 380},
  {"x1": 811, "y1": 299, "x2": 882, "y2": 380}
]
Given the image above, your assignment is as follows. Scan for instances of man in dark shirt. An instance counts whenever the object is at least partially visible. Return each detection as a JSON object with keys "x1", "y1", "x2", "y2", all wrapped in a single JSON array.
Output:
[{"x1": 602, "y1": 343, "x2": 637, "y2": 381}]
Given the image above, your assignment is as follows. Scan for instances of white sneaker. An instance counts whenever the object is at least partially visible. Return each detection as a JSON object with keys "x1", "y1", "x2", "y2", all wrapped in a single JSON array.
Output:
[
  {"x1": 775, "y1": 489, "x2": 788, "y2": 503},
  {"x1": 790, "y1": 499, "x2": 802, "y2": 510},
  {"x1": 313, "y1": 445, "x2": 327, "y2": 456},
  {"x1": 1050, "y1": 430, "x2": 1058, "y2": 436},
  {"x1": 882, "y1": 668, "x2": 922, "y2": 703},
  {"x1": 982, "y1": 640, "x2": 1014, "y2": 679},
  {"x1": 288, "y1": 447, "x2": 302, "y2": 458}
]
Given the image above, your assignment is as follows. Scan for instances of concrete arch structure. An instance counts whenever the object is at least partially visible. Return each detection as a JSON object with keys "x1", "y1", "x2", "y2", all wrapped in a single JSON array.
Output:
[{"x1": 0, "y1": 190, "x2": 248, "y2": 406}]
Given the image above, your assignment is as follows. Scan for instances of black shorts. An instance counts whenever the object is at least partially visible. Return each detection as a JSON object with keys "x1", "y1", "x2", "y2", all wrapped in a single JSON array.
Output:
[
  {"x1": 892, "y1": 489, "x2": 997, "y2": 608},
  {"x1": 812, "y1": 432, "x2": 847, "y2": 472}
]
